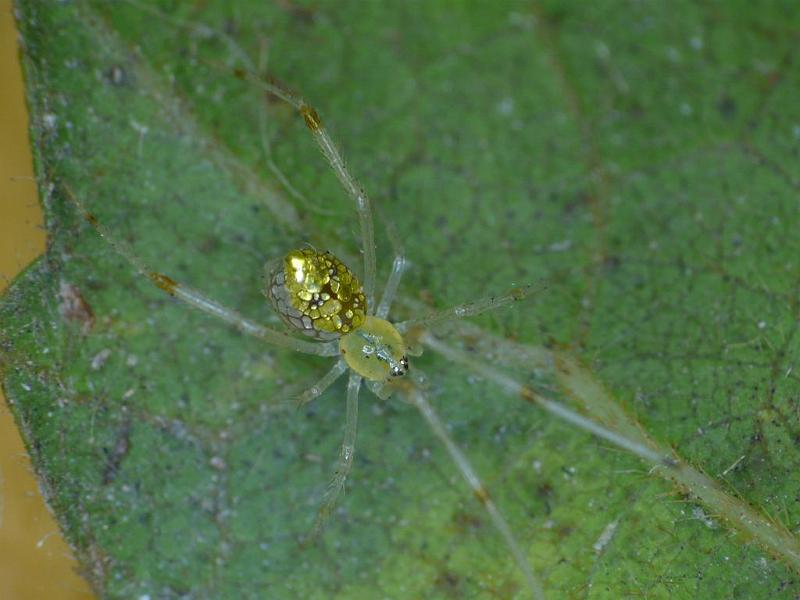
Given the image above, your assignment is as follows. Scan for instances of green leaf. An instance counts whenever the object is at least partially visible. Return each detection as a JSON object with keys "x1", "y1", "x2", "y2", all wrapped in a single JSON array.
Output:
[{"x1": 4, "y1": 1, "x2": 800, "y2": 598}]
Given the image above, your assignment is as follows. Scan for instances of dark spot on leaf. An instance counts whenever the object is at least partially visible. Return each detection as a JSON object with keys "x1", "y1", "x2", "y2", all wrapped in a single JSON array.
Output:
[
  {"x1": 604, "y1": 255, "x2": 622, "y2": 270},
  {"x1": 105, "y1": 65, "x2": 128, "y2": 87},
  {"x1": 717, "y1": 95, "x2": 737, "y2": 120},
  {"x1": 452, "y1": 509, "x2": 483, "y2": 531},
  {"x1": 102, "y1": 418, "x2": 132, "y2": 485},
  {"x1": 278, "y1": 0, "x2": 317, "y2": 25},
  {"x1": 58, "y1": 280, "x2": 95, "y2": 335},
  {"x1": 223, "y1": 18, "x2": 239, "y2": 36},
  {"x1": 433, "y1": 569, "x2": 464, "y2": 597}
]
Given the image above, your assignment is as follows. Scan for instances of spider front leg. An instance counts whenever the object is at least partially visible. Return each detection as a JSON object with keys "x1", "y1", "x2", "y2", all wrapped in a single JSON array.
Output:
[
  {"x1": 241, "y1": 72, "x2": 377, "y2": 303},
  {"x1": 396, "y1": 284, "x2": 671, "y2": 466},
  {"x1": 420, "y1": 332, "x2": 670, "y2": 468},
  {"x1": 252, "y1": 41, "x2": 338, "y2": 218}
]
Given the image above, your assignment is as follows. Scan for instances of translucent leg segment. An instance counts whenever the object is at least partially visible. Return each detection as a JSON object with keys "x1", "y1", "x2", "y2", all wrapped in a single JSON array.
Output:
[
  {"x1": 396, "y1": 283, "x2": 543, "y2": 332},
  {"x1": 258, "y1": 101, "x2": 306, "y2": 205},
  {"x1": 312, "y1": 372, "x2": 362, "y2": 536},
  {"x1": 61, "y1": 184, "x2": 338, "y2": 357},
  {"x1": 254, "y1": 43, "x2": 337, "y2": 217},
  {"x1": 241, "y1": 73, "x2": 378, "y2": 303},
  {"x1": 375, "y1": 208, "x2": 406, "y2": 319},
  {"x1": 406, "y1": 387, "x2": 546, "y2": 600},
  {"x1": 295, "y1": 360, "x2": 348, "y2": 407},
  {"x1": 420, "y1": 332, "x2": 671, "y2": 467},
  {"x1": 376, "y1": 253, "x2": 406, "y2": 320}
]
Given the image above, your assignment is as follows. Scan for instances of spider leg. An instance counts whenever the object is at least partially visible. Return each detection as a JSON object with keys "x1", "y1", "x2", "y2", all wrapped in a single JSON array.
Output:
[
  {"x1": 241, "y1": 73, "x2": 377, "y2": 304},
  {"x1": 61, "y1": 184, "x2": 338, "y2": 357},
  {"x1": 257, "y1": 89, "x2": 304, "y2": 206},
  {"x1": 253, "y1": 42, "x2": 338, "y2": 218},
  {"x1": 258, "y1": 111, "x2": 331, "y2": 214},
  {"x1": 375, "y1": 217, "x2": 406, "y2": 318},
  {"x1": 396, "y1": 283, "x2": 544, "y2": 332},
  {"x1": 405, "y1": 386, "x2": 546, "y2": 600},
  {"x1": 295, "y1": 360, "x2": 348, "y2": 407},
  {"x1": 420, "y1": 332, "x2": 671, "y2": 467},
  {"x1": 312, "y1": 372, "x2": 362, "y2": 536}
]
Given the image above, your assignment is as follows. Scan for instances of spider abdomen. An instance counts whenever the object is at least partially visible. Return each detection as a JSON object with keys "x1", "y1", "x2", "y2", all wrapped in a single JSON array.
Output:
[{"x1": 265, "y1": 248, "x2": 366, "y2": 340}]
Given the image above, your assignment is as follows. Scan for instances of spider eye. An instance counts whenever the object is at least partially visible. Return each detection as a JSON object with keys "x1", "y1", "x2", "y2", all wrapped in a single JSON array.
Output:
[
  {"x1": 264, "y1": 248, "x2": 367, "y2": 340},
  {"x1": 390, "y1": 356, "x2": 409, "y2": 377}
]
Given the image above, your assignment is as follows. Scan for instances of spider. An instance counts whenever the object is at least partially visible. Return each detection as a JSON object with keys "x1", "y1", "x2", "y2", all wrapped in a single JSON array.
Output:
[{"x1": 61, "y1": 72, "x2": 667, "y2": 600}]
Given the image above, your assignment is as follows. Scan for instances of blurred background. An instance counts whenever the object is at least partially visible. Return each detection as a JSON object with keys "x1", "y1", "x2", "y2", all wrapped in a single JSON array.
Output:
[{"x1": 0, "y1": 1, "x2": 93, "y2": 597}]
